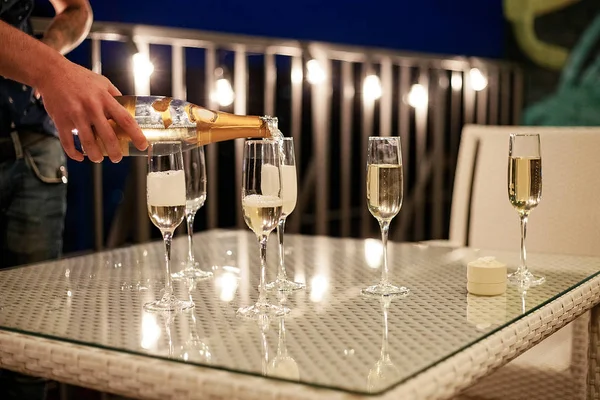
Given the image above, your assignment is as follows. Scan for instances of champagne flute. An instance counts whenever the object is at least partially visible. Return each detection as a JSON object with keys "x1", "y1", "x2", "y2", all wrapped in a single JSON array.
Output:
[
  {"x1": 172, "y1": 146, "x2": 213, "y2": 280},
  {"x1": 266, "y1": 138, "x2": 305, "y2": 292},
  {"x1": 237, "y1": 140, "x2": 289, "y2": 319},
  {"x1": 145, "y1": 142, "x2": 194, "y2": 312},
  {"x1": 507, "y1": 133, "x2": 544, "y2": 286},
  {"x1": 363, "y1": 137, "x2": 410, "y2": 297}
]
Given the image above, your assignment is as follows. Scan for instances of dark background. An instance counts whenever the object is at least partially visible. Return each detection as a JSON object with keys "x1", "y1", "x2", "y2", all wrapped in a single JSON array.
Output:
[
  {"x1": 31, "y1": 0, "x2": 600, "y2": 251},
  {"x1": 35, "y1": 0, "x2": 506, "y2": 58}
]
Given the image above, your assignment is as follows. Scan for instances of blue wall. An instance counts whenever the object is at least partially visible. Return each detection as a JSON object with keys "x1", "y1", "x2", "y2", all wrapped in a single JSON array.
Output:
[{"x1": 87, "y1": 0, "x2": 505, "y2": 58}]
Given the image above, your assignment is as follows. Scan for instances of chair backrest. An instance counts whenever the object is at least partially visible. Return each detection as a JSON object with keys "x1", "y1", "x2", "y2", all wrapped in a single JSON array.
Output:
[{"x1": 449, "y1": 124, "x2": 600, "y2": 256}]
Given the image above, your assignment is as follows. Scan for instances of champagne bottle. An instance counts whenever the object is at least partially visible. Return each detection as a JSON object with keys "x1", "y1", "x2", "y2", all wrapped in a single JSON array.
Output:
[{"x1": 74, "y1": 96, "x2": 280, "y2": 156}]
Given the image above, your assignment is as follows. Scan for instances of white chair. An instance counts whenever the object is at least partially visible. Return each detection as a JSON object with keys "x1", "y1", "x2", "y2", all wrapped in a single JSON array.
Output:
[{"x1": 442, "y1": 125, "x2": 600, "y2": 399}]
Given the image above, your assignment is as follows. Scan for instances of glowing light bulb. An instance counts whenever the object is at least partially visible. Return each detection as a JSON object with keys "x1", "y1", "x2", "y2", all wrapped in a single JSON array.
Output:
[
  {"x1": 211, "y1": 78, "x2": 235, "y2": 107},
  {"x1": 407, "y1": 84, "x2": 428, "y2": 108},
  {"x1": 306, "y1": 59, "x2": 326, "y2": 85},
  {"x1": 132, "y1": 52, "x2": 154, "y2": 79},
  {"x1": 363, "y1": 75, "x2": 382, "y2": 102},
  {"x1": 469, "y1": 68, "x2": 487, "y2": 91}
]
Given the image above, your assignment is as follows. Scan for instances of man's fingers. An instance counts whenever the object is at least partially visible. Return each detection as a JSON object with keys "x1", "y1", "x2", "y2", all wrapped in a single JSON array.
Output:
[
  {"x1": 107, "y1": 83, "x2": 122, "y2": 97},
  {"x1": 106, "y1": 97, "x2": 147, "y2": 151},
  {"x1": 74, "y1": 120, "x2": 103, "y2": 163},
  {"x1": 54, "y1": 119, "x2": 83, "y2": 161},
  {"x1": 92, "y1": 115, "x2": 123, "y2": 163}
]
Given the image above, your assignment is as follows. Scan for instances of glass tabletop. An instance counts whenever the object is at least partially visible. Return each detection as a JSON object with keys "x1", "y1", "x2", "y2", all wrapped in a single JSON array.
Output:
[{"x1": 0, "y1": 230, "x2": 598, "y2": 395}]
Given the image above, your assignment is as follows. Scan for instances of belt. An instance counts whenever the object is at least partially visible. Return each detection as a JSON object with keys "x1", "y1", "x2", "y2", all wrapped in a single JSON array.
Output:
[{"x1": 0, "y1": 131, "x2": 50, "y2": 161}]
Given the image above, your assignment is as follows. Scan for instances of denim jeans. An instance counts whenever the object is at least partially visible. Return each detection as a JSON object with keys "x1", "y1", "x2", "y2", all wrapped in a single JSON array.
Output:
[
  {"x1": 0, "y1": 133, "x2": 67, "y2": 268},
  {"x1": 0, "y1": 132, "x2": 68, "y2": 400}
]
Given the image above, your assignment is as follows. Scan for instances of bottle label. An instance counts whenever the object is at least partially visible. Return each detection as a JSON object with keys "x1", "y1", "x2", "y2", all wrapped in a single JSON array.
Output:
[{"x1": 151, "y1": 97, "x2": 173, "y2": 128}]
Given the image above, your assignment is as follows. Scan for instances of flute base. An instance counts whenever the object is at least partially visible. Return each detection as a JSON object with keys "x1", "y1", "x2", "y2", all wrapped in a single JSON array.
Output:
[
  {"x1": 361, "y1": 283, "x2": 410, "y2": 297},
  {"x1": 236, "y1": 302, "x2": 290, "y2": 320},
  {"x1": 144, "y1": 294, "x2": 195, "y2": 312},
  {"x1": 172, "y1": 261, "x2": 213, "y2": 280},
  {"x1": 508, "y1": 270, "x2": 545, "y2": 287},
  {"x1": 265, "y1": 278, "x2": 305, "y2": 292}
]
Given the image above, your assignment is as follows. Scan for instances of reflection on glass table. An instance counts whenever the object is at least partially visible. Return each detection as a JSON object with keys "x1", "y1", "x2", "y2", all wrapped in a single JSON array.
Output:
[
  {"x1": 366, "y1": 296, "x2": 400, "y2": 393},
  {"x1": 175, "y1": 279, "x2": 212, "y2": 363},
  {"x1": 0, "y1": 230, "x2": 597, "y2": 396},
  {"x1": 266, "y1": 294, "x2": 300, "y2": 381}
]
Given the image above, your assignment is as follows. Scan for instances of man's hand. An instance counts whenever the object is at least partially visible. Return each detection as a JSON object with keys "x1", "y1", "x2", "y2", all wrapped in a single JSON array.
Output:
[
  {"x1": 30, "y1": 0, "x2": 147, "y2": 162},
  {"x1": 37, "y1": 60, "x2": 148, "y2": 163},
  {"x1": 0, "y1": 13, "x2": 148, "y2": 163}
]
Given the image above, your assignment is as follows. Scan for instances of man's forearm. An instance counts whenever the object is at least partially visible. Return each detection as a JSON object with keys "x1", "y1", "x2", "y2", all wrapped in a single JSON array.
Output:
[
  {"x1": 0, "y1": 21, "x2": 68, "y2": 89},
  {"x1": 42, "y1": 3, "x2": 92, "y2": 55}
]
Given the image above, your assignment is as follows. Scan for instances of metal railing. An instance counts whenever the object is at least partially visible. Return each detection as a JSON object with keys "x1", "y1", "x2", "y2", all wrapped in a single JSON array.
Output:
[{"x1": 33, "y1": 18, "x2": 523, "y2": 249}]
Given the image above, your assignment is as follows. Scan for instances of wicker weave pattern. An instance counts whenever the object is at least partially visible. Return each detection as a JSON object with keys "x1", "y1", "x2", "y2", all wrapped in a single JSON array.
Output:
[{"x1": 0, "y1": 230, "x2": 598, "y2": 399}]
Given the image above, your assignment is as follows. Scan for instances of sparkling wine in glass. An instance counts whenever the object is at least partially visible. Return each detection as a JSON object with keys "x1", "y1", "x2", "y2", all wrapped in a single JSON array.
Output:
[
  {"x1": 172, "y1": 146, "x2": 213, "y2": 280},
  {"x1": 507, "y1": 133, "x2": 544, "y2": 286},
  {"x1": 362, "y1": 137, "x2": 410, "y2": 297},
  {"x1": 237, "y1": 140, "x2": 289, "y2": 319},
  {"x1": 145, "y1": 141, "x2": 194, "y2": 312},
  {"x1": 265, "y1": 138, "x2": 305, "y2": 292}
]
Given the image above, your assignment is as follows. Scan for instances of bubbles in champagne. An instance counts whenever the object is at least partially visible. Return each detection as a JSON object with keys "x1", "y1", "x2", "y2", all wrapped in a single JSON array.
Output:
[
  {"x1": 242, "y1": 194, "x2": 283, "y2": 235},
  {"x1": 508, "y1": 156, "x2": 542, "y2": 213},
  {"x1": 367, "y1": 164, "x2": 403, "y2": 221}
]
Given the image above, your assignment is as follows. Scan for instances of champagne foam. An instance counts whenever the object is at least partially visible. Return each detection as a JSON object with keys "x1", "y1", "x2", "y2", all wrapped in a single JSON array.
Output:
[
  {"x1": 243, "y1": 194, "x2": 283, "y2": 208},
  {"x1": 147, "y1": 170, "x2": 186, "y2": 206},
  {"x1": 281, "y1": 165, "x2": 297, "y2": 214},
  {"x1": 260, "y1": 164, "x2": 281, "y2": 197}
]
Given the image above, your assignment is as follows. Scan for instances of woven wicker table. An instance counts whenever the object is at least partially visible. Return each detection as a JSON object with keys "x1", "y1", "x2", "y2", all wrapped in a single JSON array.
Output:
[{"x1": 0, "y1": 230, "x2": 598, "y2": 399}]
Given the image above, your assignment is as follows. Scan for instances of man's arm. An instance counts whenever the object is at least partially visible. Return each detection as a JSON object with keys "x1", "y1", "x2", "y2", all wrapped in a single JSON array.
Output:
[
  {"x1": 0, "y1": 21, "x2": 60, "y2": 91},
  {"x1": 0, "y1": 21, "x2": 146, "y2": 163},
  {"x1": 43, "y1": 0, "x2": 93, "y2": 55}
]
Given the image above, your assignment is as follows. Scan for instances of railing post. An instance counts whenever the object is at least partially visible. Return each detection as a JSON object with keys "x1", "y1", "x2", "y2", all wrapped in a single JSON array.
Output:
[
  {"x1": 205, "y1": 46, "x2": 218, "y2": 229},
  {"x1": 264, "y1": 49, "x2": 276, "y2": 117},
  {"x1": 171, "y1": 45, "x2": 186, "y2": 99},
  {"x1": 379, "y1": 57, "x2": 393, "y2": 138},
  {"x1": 432, "y1": 69, "x2": 447, "y2": 239},
  {"x1": 132, "y1": 40, "x2": 151, "y2": 244},
  {"x1": 340, "y1": 61, "x2": 353, "y2": 237},
  {"x1": 287, "y1": 54, "x2": 304, "y2": 234},
  {"x1": 397, "y1": 65, "x2": 411, "y2": 241},
  {"x1": 234, "y1": 45, "x2": 247, "y2": 229},
  {"x1": 91, "y1": 38, "x2": 104, "y2": 251},
  {"x1": 172, "y1": 44, "x2": 187, "y2": 237},
  {"x1": 414, "y1": 68, "x2": 429, "y2": 241},
  {"x1": 360, "y1": 62, "x2": 374, "y2": 238},
  {"x1": 310, "y1": 51, "x2": 331, "y2": 236}
]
